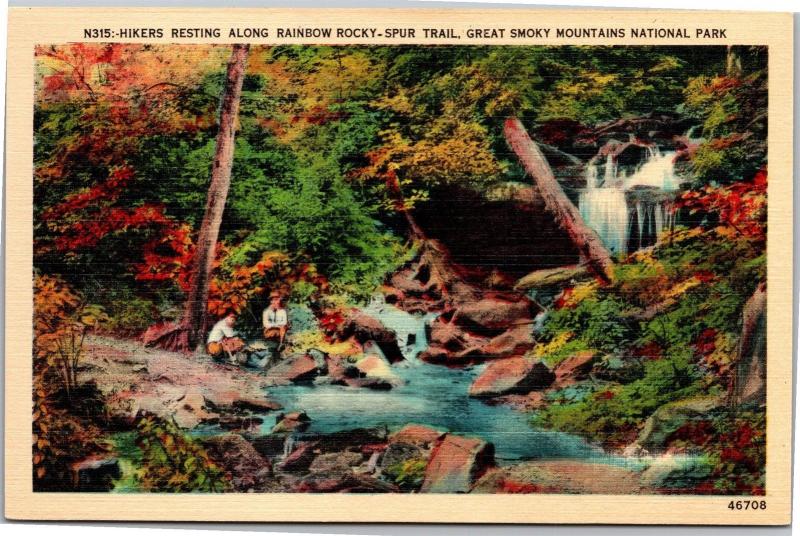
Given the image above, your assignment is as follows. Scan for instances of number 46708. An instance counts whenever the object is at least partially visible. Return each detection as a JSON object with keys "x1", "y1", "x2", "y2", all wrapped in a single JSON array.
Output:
[{"x1": 728, "y1": 500, "x2": 767, "y2": 510}]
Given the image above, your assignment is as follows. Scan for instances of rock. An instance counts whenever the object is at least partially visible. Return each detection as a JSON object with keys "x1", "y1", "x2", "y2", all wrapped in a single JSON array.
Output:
[
  {"x1": 277, "y1": 440, "x2": 320, "y2": 472},
  {"x1": 293, "y1": 473, "x2": 399, "y2": 493},
  {"x1": 469, "y1": 357, "x2": 554, "y2": 398},
  {"x1": 308, "y1": 451, "x2": 364, "y2": 474},
  {"x1": 479, "y1": 325, "x2": 536, "y2": 359},
  {"x1": 218, "y1": 414, "x2": 263, "y2": 431},
  {"x1": 202, "y1": 434, "x2": 273, "y2": 491},
  {"x1": 265, "y1": 353, "x2": 324, "y2": 385},
  {"x1": 71, "y1": 456, "x2": 121, "y2": 492},
  {"x1": 452, "y1": 297, "x2": 533, "y2": 333},
  {"x1": 340, "y1": 312, "x2": 404, "y2": 363},
  {"x1": 389, "y1": 424, "x2": 445, "y2": 447},
  {"x1": 473, "y1": 460, "x2": 647, "y2": 494},
  {"x1": 633, "y1": 396, "x2": 724, "y2": 453},
  {"x1": 310, "y1": 427, "x2": 389, "y2": 453},
  {"x1": 420, "y1": 434, "x2": 495, "y2": 493},
  {"x1": 379, "y1": 425, "x2": 444, "y2": 488},
  {"x1": 353, "y1": 354, "x2": 402, "y2": 387},
  {"x1": 639, "y1": 454, "x2": 714, "y2": 491},
  {"x1": 232, "y1": 397, "x2": 282, "y2": 413},
  {"x1": 553, "y1": 350, "x2": 598, "y2": 386},
  {"x1": 173, "y1": 387, "x2": 218, "y2": 428},
  {"x1": 272, "y1": 411, "x2": 311, "y2": 434},
  {"x1": 250, "y1": 434, "x2": 289, "y2": 459}
]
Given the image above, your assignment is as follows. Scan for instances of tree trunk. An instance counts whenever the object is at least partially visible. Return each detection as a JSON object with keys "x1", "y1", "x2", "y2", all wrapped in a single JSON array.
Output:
[
  {"x1": 143, "y1": 44, "x2": 250, "y2": 351},
  {"x1": 503, "y1": 117, "x2": 615, "y2": 284},
  {"x1": 729, "y1": 283, "x2": 767, "y2": 407}
]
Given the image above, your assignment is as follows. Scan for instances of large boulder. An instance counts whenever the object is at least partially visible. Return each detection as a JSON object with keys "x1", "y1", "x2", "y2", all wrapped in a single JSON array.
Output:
[
  {"x1": 420, "y1": 434, "x2": 495, "y2": 493},
  {"x1": 265, "y1": 353, "x2": 325, "y2": 385},
  {"x1": 478, "y1": 325, "x2": 536, "y2": 359},
  {"x1": 469, "y1": 357, "x2": 555, "y2": 398},
  {"x1": 452, "y1": 297, "x2": 533, "y2": 333},
  {"x1": 381, "y1": 424, "x2": 444, "y2": 491},
  {"x1": 202, "y1": 434, "x2": 273, "y2": 491},
  {"x1": 271, "y1": 411, "x2": 312, "y2": 434},
  {"x1": 339, "y1": 312, "x2": 404, "y2": 363},
  {"x1": 630, "y1": 396, "x2": 724, "y2": 453}
]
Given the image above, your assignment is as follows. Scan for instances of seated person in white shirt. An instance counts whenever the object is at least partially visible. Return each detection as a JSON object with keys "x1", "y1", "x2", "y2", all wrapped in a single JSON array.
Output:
[
  {"x1": 206, "y1": 313, "x2": 245, "y2": 360},
  {"x1": 262, "y1": 292, "x2": 288, "y2": 346}
]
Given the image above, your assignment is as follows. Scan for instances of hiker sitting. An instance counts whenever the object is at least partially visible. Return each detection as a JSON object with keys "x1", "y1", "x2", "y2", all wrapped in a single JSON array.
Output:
[
  {"x1": 206, "y1": 314, "x2": 245, "y2": 362},
  {"x1": 262, "y1": 292, "x2": 288, "y2": 347}
]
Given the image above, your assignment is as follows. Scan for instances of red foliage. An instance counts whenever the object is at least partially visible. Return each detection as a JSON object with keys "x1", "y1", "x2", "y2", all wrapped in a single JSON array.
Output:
[
  {"x1": 319, "y1": 310, "x2": 345, "y2": 336},
  {"x1": 51, "y1": 203, "x2": 173, "y2": 253},
  {"x1": 679, "y1": 167, "x2": 767, "y2": 241},
  {"x1": 693, "y1": 328, "x2": 718, "y2": 358},
  {"x1": 496, "y1": 477, "x2": 545, "y2": 494},
  {"x1": 595, "y1": 390, "x2": 615, "y2": 400}
]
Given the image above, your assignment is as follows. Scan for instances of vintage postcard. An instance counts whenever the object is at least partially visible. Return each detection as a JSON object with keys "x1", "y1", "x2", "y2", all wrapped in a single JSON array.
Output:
[{"x1": 4, "y1": 7, "x2": 793, "y2": 524}]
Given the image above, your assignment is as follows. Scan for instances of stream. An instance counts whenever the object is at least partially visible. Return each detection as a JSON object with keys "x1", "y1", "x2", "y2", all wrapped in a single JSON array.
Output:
[{"x1": 265, "y1": 296, "x2": 638, "y2": 467}]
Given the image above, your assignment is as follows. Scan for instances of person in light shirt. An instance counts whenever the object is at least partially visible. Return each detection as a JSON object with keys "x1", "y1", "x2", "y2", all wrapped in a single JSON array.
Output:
[
  {"x1": 262, "y1": 292, "x2": 288, "y2": 347},
  {"x1": 206, "y1": 313, "x2": 245, "y2": 361}
]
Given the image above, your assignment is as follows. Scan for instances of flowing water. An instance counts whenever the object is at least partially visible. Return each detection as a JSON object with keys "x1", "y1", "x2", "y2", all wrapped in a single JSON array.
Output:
[
  {"x1": 266, "y1": 296, "x2": 636, "y2": 465},
  {"x1": 579, "y1": 148, "x2": 680, "y2": 254}
]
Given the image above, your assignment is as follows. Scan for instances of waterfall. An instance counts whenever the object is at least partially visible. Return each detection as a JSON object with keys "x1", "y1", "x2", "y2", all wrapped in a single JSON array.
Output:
[{"x1": 579, "y1": 148, "x2": 680, "y2": 254}]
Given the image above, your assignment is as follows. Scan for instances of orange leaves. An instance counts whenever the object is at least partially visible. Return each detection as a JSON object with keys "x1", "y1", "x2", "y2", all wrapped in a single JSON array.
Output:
[{"x1": 679, "y1": 167, "x2": 767, "y2": 241}]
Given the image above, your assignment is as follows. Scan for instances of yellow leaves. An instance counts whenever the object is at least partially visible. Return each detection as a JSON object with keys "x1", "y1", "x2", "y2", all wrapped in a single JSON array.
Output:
[
  {"x1": 663, "y1": 276, "x2": 703, "y2": 300},
  {"x1": 715, "y1": 225, "x2": 738, "y2": 239},
  {"x1": 532, "y1": 331, "x2": 574, "y2": 359},
  {"x1": 562, "y1": 281, "x2": 599, "y2": 307}
]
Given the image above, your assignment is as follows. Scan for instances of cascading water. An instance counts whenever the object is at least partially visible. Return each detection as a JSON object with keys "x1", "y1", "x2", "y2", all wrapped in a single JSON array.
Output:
[{"x1": 579, "y1": 147, "x2": 680, "y2": 255}]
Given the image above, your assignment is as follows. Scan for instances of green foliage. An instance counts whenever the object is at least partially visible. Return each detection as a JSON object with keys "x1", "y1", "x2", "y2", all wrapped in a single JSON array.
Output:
[
  {"x1": 542, "y1": 296, "x2": 631, "y2": 353},
  {"x1": 385, "y1": 457, "x2": 428, "y2": 490},
  {"x1": 131, "y1": 416, "x2": 230, "y2": 493},
  {"x1": 533, "y1": 351, "x2": 703, "y2": 447}
]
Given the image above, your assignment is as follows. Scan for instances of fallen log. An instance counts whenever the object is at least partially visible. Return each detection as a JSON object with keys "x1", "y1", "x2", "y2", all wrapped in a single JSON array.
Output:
[
  {"x1": 504, "y1": 117, "x2": 615, "y2": 284},
  {"x1": 514, "y1": 264, "x2": 591, "y2": 291}
]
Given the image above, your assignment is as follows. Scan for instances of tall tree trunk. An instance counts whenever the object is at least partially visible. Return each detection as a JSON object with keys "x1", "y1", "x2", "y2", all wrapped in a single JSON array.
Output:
[
  {"x1": 143, "y1": 44, "x2": 249, "y2": 351},
  {"x1": 183, "y1": 43, "x2": 250, "y2": 348},
  {"x1": 503, "y1": 117, "x2": 615, "y2": 284}
]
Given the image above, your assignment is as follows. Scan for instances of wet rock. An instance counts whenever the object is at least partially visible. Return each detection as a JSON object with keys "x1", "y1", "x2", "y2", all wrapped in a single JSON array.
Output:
[
  {"x1": 277, "y1": 440, "x2": 320, "y2": 472},
  {"x1": 265, "y1": 353, "x2": 325, "y2": 385},
  {"x1": 218, "y1": 414, "x2": 263, "y2": 431},
  {"x1": 272, "y1": 411, "x2": 311, "y2": 434},
  {"x1": 353, "y1": 354, "x2": 402, "y2": 386},
  {"x1": 71, "y1": 456, "x2": 121, "y2": 492},
  {"x1": 202, "y1": 434, "x2": 273, "y2": 491},
  {"x1": 420, "y1": 434, "x2": 495, "y2": 493},
  {"x1": 469, "y1": 357, "x2": 554, "y2": 398},
  {"x1": 231, "y1": 397, "x2": 282, "y2": 413},
  {"x1": 317, "y1": 427, "x2": 388, "y2": 451},
  {"x1": 339, "y1": 311, "x2": 405, "y2": 363}
]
